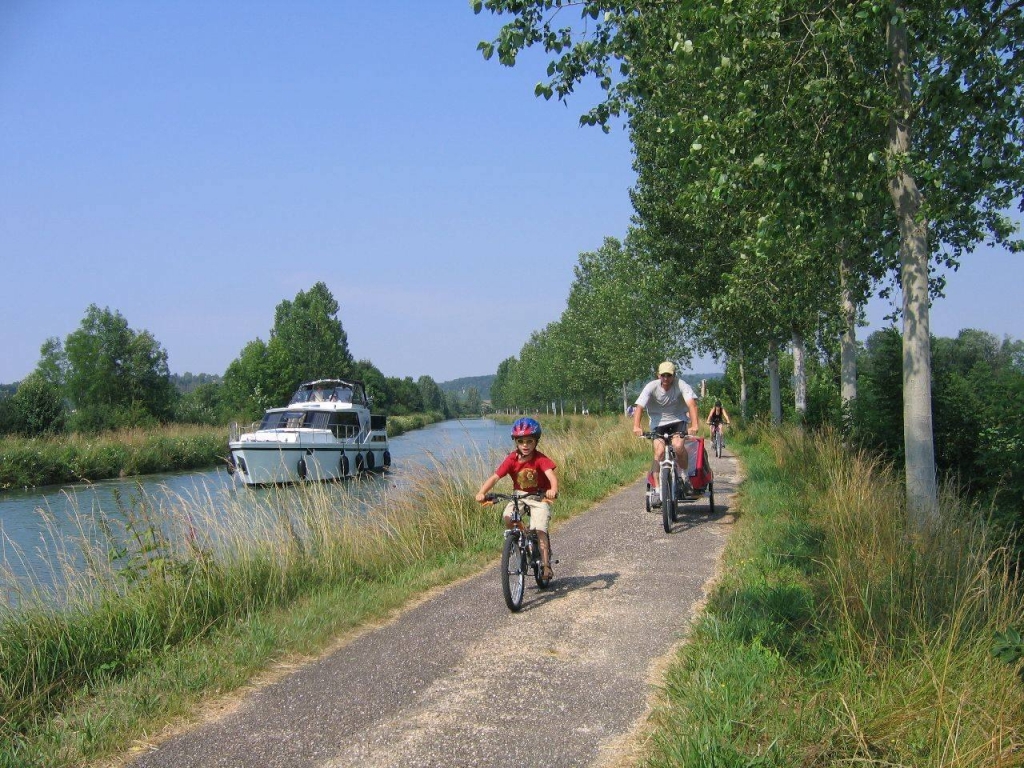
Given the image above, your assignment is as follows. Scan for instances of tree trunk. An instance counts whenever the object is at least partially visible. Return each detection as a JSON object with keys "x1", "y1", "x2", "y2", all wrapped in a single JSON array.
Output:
[
  {"x1": 840, "y1": 256, "x2": 858, "y2": 408},
  {"x1": 622, "y1": 382, "x2": 629, "y2": 415},
  {"x1": 888, "y1": 4, "x2": 938, "y2": 524},
  {"x1": 792, "y1": 328, "x2": 807, "y2": 420},
  {"x1": 768, "y1": 341, "x2": 782, "y2": 426},
  {"x1": 741, "y1": 360, "x2": 749, "y2": 421},
  {"x1": 739, "y1": 352, "x2": 747, "y2": 420}
]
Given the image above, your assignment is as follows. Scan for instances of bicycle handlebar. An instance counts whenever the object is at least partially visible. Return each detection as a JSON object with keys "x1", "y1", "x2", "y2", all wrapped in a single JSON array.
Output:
[
  {"x1": 640, "y1": 431, "x2": 697, "y2": 440},
  {"x1": 482, "y1": 492, "x2": 545, "y2": 503}
]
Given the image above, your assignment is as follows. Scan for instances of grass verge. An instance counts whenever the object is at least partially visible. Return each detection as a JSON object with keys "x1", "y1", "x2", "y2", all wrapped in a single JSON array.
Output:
[
  {"x1": 0, "y1": 415, "x2": 646, "y2": 767},
  {"x1": 642, "y1": 425, "x2": 1024, "y2": 767}
]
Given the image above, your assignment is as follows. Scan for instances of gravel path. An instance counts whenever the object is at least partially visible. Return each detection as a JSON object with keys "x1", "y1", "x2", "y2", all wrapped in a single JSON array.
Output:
[{"x1": 124, "y1": 449, "x2": 741, "y2": 768}]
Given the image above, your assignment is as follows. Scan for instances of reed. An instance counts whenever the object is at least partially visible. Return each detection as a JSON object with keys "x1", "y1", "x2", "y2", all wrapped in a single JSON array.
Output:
[
  {"x1": 0, "y1": 415, "x2": 646, "y2": 766},
  {"x1": 0, "y1": 426, "x2": 227, "y2": 489},
  {"x1": 645, "y1": 425, "x2": 1024, "y2": 767}
]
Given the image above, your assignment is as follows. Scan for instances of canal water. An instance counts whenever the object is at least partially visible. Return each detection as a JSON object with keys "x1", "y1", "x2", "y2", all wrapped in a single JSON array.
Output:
[{"x1": 0, "y1": 419, "x2": 511, "y2": 604}]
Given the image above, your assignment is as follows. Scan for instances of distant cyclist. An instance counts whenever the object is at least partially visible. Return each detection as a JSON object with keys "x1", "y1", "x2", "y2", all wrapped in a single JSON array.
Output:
[
  {"x1": 707, "y1": 400, "x2": 731, "y2": 433},
  {"x1": 632, "y1": 361, "x2": 699, "y2": 494},
  {"x1": 476, "y1": 417, "x2": 558, "y2": 580}
]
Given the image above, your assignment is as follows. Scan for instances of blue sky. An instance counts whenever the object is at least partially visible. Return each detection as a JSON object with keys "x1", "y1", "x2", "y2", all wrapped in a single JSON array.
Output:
[{"x1": 2, "y1": 3, "x2": 1021, "y2": 386}]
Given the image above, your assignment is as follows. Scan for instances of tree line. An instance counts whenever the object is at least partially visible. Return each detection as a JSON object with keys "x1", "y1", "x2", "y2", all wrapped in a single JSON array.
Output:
[
  {"x1": 475, "y1": 0, "x2": 1024, "y2": 526},
  {"x1": 0, "y1": 282, "x2": 482, "y2": 436}
]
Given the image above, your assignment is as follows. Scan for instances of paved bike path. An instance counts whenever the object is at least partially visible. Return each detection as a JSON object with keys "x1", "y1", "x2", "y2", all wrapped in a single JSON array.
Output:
[{"x1": 124, "y1": 450, "x2": 741, "y2": 768}]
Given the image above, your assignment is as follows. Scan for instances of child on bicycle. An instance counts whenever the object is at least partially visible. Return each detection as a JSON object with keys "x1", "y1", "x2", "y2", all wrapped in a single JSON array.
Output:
[{"x1": 475, "y1": 417, "x2": 558, "y2": 580}]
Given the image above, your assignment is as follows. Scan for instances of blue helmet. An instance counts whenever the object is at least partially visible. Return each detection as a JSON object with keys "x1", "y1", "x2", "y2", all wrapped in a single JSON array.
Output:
[{"x1": 511, "y1": 417, "x2": 542, "y2": 441}]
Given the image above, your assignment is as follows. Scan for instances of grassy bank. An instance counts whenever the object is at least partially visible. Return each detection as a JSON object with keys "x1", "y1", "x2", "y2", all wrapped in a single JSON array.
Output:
[
  {"x1": 0, "y1": 415, "x2": 647, "y2": 767},
  {"x1": 0, "y1": 413, "x2": 445, "y2": 490},
  {"x1": 642, "y1": 426, "x2": 1024, "y2": 766}
]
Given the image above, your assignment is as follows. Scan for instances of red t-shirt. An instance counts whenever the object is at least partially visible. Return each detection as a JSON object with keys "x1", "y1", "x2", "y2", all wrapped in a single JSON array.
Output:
[{"x1": 495, "y1": 450, "x2": 556, "y2": 494}]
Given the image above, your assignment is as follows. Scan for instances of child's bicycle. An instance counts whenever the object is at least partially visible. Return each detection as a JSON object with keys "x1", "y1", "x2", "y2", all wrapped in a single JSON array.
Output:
[
  {"x1": 642, "y1": 432, "x2": 715, "y2": 532},
  {"x1": 482, "y1": 492, "x2": 556, "y2": 612}
]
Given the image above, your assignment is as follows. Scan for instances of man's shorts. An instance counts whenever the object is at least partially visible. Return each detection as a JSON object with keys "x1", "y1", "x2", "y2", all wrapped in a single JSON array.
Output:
[{"x1": 653, "y1": 420, "x2": 689, "y2": 439}]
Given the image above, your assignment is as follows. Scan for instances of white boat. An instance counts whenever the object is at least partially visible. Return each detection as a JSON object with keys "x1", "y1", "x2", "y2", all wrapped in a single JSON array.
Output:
[{"x1": 227, "y1": 379, "x2": 390, "y2": 485}]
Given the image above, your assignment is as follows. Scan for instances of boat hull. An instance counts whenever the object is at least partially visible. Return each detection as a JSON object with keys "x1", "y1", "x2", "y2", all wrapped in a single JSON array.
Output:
[{"x1": 228, "y1": 441, "x2": 390, "y2": 486}]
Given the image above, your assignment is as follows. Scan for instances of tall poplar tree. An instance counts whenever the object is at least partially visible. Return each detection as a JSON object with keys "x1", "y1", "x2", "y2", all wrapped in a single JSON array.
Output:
[{"x1": 475, "y1": 0, "x2": 1024, "y2": 524}]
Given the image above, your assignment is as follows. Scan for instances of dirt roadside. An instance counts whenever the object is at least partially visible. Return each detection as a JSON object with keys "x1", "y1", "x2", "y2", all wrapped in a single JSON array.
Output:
[{"x1": 121, "y1": 450, "x2": 741, "y2": 768}]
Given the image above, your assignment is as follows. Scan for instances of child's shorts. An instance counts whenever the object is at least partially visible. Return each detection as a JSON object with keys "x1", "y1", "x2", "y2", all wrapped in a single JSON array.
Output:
[{"x1": 503, "y1": 495, "x2": 551, "y2": 532}]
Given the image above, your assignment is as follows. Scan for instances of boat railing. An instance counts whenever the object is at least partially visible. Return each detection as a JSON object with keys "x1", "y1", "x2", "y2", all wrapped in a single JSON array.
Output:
[{"x1": 229, "y1": 421, "x2": 262, "y2": 441}]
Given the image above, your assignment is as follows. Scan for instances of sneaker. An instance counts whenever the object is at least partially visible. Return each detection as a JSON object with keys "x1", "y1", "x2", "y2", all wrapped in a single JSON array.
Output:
[{"x1": 541, "y1": 565, "x2": 553, "y2": 580}]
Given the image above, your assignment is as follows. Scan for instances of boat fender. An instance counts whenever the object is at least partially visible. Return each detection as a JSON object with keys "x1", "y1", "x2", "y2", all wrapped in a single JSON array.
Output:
[
  {"x1": 365, "y1": 451, "x2": 375, "y2": 471},
  {"x1": 226, "y1": 454, "x2": 236, "y2": 475},
  {"x1": 355, "y1": 453, "x2": 365, "y2": 474},
  {"x1": 297, "y1": 457, "x2": 307, "y2": 480},
  {"x1": 382, "y1": 450, "x2": 392, "y2": 470},
  {"x1": 340, "y1": 454, "x2": 350, "y2": 477}
]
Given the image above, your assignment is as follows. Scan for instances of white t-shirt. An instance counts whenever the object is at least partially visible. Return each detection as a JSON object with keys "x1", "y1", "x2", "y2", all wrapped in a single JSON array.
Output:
[{"x1": 635, "y1": 378, "x2": 697, "y2": 429}]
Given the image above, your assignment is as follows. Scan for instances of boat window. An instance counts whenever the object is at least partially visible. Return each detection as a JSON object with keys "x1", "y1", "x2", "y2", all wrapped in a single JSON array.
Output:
[
  {"x1": 259, "y1": 412, "x2": 288, "y2": 430},
  {"x1": 329, "y1": 412, "x2": 361, "y2": 438},
  {"x1": 304, "y1": 411, "x2": 332, "y2": 430}
]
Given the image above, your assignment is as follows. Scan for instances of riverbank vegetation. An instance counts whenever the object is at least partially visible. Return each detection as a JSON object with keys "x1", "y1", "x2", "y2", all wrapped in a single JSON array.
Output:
[
  {"x1": 0, "y1": 413, "x2": 445, "y2": 490},
  {"x1": 643, "y1": 425, "x2": 1024, "y2": 767},
  {"x1": 0, "y1": 415, "x2": 647, "y2": 767}
]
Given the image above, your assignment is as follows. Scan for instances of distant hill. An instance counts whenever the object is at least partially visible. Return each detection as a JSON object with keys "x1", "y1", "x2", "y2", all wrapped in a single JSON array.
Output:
[{"x1": 438, "y1": 375, "x2": 494, "y2": 401}]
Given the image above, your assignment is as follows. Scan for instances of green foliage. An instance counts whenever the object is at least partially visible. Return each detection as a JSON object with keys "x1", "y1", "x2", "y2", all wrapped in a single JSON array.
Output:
[
  {"x1": 852, "y1": 327, "x2": 1024, "y2": 529},
  {"x1": 475, "y1": 0, "x2": 1024, "y2": 519},
  {"x1": 221, "y1": 283, "x2": 354, "y2": 418},
  {"x1": 1, "y1": 374, "x2": 66, "y2": 436},
  {"x1": 35, "y1": 305, "x2": 176, "y2": 434},
  {"x1": 172, "y1": 382, "x2": 227, "y2": 426}
]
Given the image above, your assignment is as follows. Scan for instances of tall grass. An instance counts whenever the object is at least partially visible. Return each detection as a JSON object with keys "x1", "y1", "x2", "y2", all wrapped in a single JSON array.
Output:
[
  {"x1": 0, "y1": 426, "x2": 227, "y2": 490},
  {"x1": 0, "y1": 415, "x2": 646, "y2": 767},
  {"x1": 645, "y1": 425, "x2": 1024, "y2": 767}
]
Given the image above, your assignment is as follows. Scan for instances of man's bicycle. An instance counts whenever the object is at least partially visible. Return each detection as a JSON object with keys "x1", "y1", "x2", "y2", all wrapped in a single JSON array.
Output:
[
  {"x1": 642, "y1": 432, "x2": 715, "y2": 532},
  {"x1": 482, "y1": 492, "x2": 555, "y2": 612}
]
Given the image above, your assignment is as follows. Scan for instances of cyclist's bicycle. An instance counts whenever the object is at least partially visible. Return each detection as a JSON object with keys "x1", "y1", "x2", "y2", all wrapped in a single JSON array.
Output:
[
  {"x1": 642, "y1": 432, "x2": 715, "y2": 532},
  {"x1": 709, "y1": 421, "x2": 725, "y2": 458},
  {"x1": 482, "y1": 492, "x2": 556, "y2": 612}
]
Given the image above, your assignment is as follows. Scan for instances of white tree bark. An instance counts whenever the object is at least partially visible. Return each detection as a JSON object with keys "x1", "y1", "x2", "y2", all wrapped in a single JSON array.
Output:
[
  {"x1": 888, "y1": 5, "x2": 938, "y2": 524},
  {"x1": 792, "y1": 328, "x2": 807, "y2": 420},
  {"x1": 739, "y1": 358, "x2": 747, "y2": 421},
  {"x1": 768, "y1": 340, "x2": 782, "y2": 425},
  {"x1": 840, "y1": 257, "x2": 858, "y2": 408}
]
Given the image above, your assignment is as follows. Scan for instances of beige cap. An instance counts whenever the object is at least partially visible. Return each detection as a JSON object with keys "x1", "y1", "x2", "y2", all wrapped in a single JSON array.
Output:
[{"x1": 657, "y1": 361, "x2": 676, "y2": 376}]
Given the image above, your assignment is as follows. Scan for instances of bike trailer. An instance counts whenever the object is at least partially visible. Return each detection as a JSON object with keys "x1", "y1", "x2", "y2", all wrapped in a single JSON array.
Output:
[{"x1": 686, "y1": 438, "x2": 713, "y2": 491}]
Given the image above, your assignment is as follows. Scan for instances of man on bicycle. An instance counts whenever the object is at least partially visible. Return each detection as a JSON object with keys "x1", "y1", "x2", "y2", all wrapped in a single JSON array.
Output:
[{"x1": 632, "y1": 361, "x2": 700, "y2": 496}]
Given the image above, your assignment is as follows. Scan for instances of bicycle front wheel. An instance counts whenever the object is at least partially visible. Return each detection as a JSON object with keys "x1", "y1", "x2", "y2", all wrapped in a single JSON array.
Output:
[
  {"x1": 660, "y1": 465, "x2": 675, "y2": 533},
  {"x1": 714, "y1": 430, "x2": 722, "y2": 458},
  {"x1": 501, "y1": 534, "x2": 526, "y2": 611}
]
